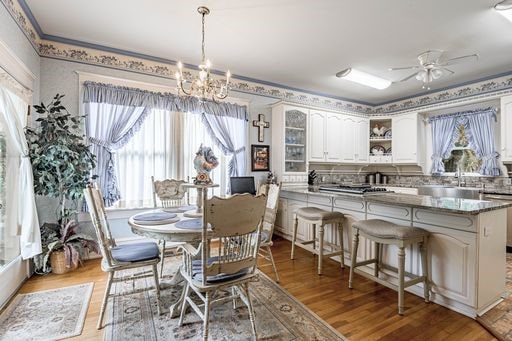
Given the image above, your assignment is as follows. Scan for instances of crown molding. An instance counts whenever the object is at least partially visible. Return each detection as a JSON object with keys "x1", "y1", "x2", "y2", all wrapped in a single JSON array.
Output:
[{"x1": 4, "y1": 0, "x2": 512, "y2": 115}]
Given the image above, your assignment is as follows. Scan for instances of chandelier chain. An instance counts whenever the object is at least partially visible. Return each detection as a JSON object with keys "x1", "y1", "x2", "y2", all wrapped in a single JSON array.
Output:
[{"x1": 201, "y1": 11, "x2": 206, "y2": 64}]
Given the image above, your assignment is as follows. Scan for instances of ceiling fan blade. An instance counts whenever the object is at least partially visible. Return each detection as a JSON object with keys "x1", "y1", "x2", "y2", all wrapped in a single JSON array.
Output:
[
  {"x1": 441, "y1": 67, "x2": 455, "y2": 75},
  {"x1": 397, "y1": 72, "x2": 420, "y2": 82},
  {"x1": 439, "y1": 54, "x2": 479, "y2": 66},
  {"x1": 388, "y1": 66, "x2": 420, "y2": 71}
]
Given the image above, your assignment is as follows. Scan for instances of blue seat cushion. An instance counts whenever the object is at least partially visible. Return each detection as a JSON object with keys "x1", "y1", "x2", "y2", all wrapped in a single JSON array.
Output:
[
  {"x1": 191, "y1": 256, "x2": 249, "y2": 283},
  {"x1": 111, "y1": 241, "x2": 160, "y2": 262}
]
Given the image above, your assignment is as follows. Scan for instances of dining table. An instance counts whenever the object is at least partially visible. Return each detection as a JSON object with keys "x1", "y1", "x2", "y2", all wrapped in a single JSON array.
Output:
[{"x1": 128, "y1": 211, "x2": 208, "y2": 318}]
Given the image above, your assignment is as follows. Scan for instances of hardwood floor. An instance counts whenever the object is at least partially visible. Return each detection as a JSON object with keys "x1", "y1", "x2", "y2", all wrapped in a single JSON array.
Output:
[{"x1": 15, "y1": 237, "x2": 495, "y2": 340}]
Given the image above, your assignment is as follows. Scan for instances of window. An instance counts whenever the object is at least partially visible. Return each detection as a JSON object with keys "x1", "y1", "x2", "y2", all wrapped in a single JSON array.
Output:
[
  {"x1": 114, "y1": 110, "x2": 236, "y2": 208},
  {"x1": 442, "y1": 124, "x2": 482, "y2": 174}
]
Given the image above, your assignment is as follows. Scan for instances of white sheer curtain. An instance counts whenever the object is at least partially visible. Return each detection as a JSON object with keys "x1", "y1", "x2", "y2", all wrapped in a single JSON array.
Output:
[
  {"x1": 115, "y1": 109, "x2": 179, "y2": 208},
  {"x1": 0, "y1": 87, "x2": 40, "y2": 260}
]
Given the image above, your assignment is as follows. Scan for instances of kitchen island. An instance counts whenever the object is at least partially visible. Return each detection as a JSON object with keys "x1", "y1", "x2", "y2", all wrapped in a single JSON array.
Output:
[{"x1": 276, "y1": 187, "x2": 511, "y2": 318}]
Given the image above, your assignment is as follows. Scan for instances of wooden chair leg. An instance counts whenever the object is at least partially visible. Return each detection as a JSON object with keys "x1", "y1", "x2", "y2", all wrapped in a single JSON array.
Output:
[
  {"x1": 159, "y1": 240, "x2": 166, "y2": 279},
  {"x1": 349, "y1": 230, "x2": 359, "y2": 289},
  {"x1": 420, "y1": 239, "x2": 430, "y2": 303},
  {"x1": 267, "y1": 245, "x2": 280, "y2": 282},
  {"x1": 178, "y1": 283, "x2": 191, "y2": 326},
  {"x1": 291, "y1": 215, "x2": 299, "y2": 260},
  {"x1": 243, "y1": 283, "x2": 258, "y2": 340},
  {"x1": 338, "y1": 221, "x2": 345, "y2": 269},
  {"x1": 398, "y1": 246, "x2": 406, "y2": 315},
  {"x1": 97, "y1": 271, "x2": 114, "y2": 329},
  {"x1": 203, "y1": 292, "x2": 211, "y2": 341},
  {"x1": 312, "y1": 223, "x2": 316, "y2": 250},
  {"x1": 374, "y1": 242, "x2": 380, "y2": 278},
  {"x1": 318, "y1": 224, "x2": 324, "y2": 275},
  {"x1": 152, "y1": 264, "x2": 162, "y2": 315}
]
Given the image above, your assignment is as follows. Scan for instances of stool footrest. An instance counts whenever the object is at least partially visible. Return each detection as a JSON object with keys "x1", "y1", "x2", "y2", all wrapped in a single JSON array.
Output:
[{"x1": 353, "y1": 259, "x2": 378, "y2": 267}]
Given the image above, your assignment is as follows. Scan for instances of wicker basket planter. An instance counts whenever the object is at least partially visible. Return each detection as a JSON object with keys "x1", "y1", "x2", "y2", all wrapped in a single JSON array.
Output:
[{"x1": 49, "y1": 250, "x2": 77, "y2": 274}]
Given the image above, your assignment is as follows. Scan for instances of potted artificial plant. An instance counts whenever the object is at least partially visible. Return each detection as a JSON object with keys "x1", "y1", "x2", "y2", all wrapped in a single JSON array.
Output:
[{"x1": 25, "y1": 94, "x2": 99, "y2": 274}]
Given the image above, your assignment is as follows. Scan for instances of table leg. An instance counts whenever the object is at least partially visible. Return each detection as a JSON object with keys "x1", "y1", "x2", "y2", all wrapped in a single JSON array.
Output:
[{"x1": 168, "y1": 267, "x2": 186, "y2": 318}]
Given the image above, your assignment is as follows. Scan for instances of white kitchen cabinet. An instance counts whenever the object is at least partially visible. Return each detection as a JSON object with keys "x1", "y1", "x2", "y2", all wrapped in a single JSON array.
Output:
[
  {"x1": 392, "y1": 112, "x2": 423, "y2": 164},
  {"x1": 308, "y1": 110, "x2": 343, "y2": 162},
  {"x1": 500, "y1": 95, "x2": 512, "y2": 162},
  {"x1": 340, "y1": 116, "x2": 369, "y2": 163},
  {"x1": 271, "y1": 104, "x2": 308, "y2": 183},
  {"x1": 286, "y1": 199, "x2": 312, "y2": 242}
]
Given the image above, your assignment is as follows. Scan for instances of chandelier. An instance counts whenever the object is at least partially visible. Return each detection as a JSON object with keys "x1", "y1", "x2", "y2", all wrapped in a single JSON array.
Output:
[{"x1": 175, "y1": 6, "x2": 231, "y2": 101}]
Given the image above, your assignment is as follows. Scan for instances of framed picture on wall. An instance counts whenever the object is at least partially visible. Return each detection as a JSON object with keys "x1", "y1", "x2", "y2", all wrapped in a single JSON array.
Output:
[{"x1": 251, "y1": 144, "x2": 270, "y2": 172}]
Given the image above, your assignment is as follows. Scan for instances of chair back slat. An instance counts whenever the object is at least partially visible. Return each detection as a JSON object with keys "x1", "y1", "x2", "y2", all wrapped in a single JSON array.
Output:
[
  {"x1": 201, "y1": 193, "x2": 266, "y2": 285},
  {"x1": 151, "y1": 176, "x2": 187, "y2": 208},
  {"x1": 83, "y1": 185, "x2": 115, "y2": 267}
]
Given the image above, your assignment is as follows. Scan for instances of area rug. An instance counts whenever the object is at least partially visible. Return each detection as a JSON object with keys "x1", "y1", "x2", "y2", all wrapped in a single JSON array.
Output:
[
  {"x1": 0, "y1": 282, "x2": 94, "y2": 341},
  {"x1": 104, "y1": 257, "x2": 345, "y2": 340},
  {"x1": 477, "y1": 254, "x2": 512, "y2": 340}
]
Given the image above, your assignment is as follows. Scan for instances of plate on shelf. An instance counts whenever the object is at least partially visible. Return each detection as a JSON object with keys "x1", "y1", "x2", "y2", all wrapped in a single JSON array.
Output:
[
  {"x1": 370, "y1": 145, "x2": 386, "y2": 155},
  {"x1": 384, "y1": 129, "x2": 392, "y2": 138},
  {"x1": 385, "y1": 147, "x2": 392, "y2": 154}
]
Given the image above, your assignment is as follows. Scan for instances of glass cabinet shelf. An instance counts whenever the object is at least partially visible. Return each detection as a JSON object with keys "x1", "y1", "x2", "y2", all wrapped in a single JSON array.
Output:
[{"x1": 284, "y1": 109, "x2": 307, "y2": 172}]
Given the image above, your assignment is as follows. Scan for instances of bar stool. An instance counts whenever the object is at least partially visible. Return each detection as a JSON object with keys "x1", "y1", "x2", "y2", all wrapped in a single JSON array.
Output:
[
  {"x1": 290, "y1": 207, "x2": 345, "y2": 275},
  {"x1": 348, "y1": 219, "x2": 430, "y2": 315}
]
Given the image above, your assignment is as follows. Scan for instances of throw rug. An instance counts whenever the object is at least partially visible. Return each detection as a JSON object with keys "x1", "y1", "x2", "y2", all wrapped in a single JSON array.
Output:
[
  {"x1": 104, "y1": 257, "x2": 345, "y2": 340},
  {"x1": 477, "y1": 254, "x2": 512, "y2": 340},
  {"x1": 0, "y1": 282, "x2": 93, "y2": 340}
]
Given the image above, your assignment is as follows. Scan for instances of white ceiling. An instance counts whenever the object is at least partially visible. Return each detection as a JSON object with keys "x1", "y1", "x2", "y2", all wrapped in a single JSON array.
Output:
[{"x1": 25, "y1": 0, "x2": 512, "y2": 104}]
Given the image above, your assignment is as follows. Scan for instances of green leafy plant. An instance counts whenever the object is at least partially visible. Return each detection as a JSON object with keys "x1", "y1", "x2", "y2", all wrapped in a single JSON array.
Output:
[{"x1": 25, "y1": 94, "x2": 98, "y2": 273}]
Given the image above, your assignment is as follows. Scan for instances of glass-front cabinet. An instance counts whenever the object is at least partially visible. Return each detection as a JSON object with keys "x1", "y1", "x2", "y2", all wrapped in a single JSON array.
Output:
[
  {"x1": 271, "y1": 104, "x2": 308, "y2": 183},
  {"x1": 284, "y1": 109, "x2": 307, "y2": 172}
]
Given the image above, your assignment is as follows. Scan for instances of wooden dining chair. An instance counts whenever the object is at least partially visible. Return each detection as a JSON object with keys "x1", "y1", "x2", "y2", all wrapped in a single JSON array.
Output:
[
  {"x1": 83, "y1": 184, "x2": 162, "y2": 329},
  {"x1": 256, "y1": 182, "x2": 282, "y2": 282},
  {"x1": 177, "y1": 193, "x2": 267, "y2": 341},
  {"x1": 151, "y1": 176, "x2": 189, "y2": 277}
]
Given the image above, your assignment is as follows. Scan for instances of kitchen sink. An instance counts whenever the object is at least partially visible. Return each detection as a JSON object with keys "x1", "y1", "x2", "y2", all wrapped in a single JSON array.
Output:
[{"x1": 417, "y1": 185, "x2": 482, "y2": 200}]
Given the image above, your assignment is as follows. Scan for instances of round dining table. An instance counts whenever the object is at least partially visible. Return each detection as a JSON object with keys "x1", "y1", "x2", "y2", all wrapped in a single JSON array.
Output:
[{"x1": 128, "y1": 211, "x2": 207, "y2": 318}]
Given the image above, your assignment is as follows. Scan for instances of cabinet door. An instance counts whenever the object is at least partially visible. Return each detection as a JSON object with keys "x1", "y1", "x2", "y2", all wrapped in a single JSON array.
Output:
[
  {"x1": 392, "y1": 112, "x2": 418, "y2": 164},
  {"x1": 340, "y1": 116, "x2": 356, "y2": 162},
  {"x1": 308, "y1": 111, "x2": 326, "y2": 162},
  {"x1": 274, "y1": 198, "x2": 288, "y2": 235},
  {"x1": 355, "y1": 118, "x2": 369, "y2": 163},
  {"x1": 501, "y1": 95, "x2": 512, "y2": 162},
  {"x1": 325, "y1": 113, "x2": 343, "y2": 162}
]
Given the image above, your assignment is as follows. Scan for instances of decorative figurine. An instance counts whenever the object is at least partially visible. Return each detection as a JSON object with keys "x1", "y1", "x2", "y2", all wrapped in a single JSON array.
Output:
[
  {"x1": 193, "y1": 144, "x2": 219, "y2": 184},
  {"x1": 372, "y1": 123, "x2": 385, "y2": 136},
  {"x1": 266, "y1": 171, "x2": 277, "y2": 184}
]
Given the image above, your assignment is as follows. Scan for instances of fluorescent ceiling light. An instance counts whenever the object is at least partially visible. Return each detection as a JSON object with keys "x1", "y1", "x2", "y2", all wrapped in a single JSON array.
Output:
[
  {"x1": 495, "y1": 0, "x2": 512, "y2": 22},
  {"x1": 335, "y1": 68, "x2": 391, "y2": 90}
]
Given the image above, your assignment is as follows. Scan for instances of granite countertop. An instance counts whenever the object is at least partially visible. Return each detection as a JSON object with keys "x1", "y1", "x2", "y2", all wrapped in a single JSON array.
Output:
[{"x1": 281, "y1": 187, "x2": 512, "y2": 215}]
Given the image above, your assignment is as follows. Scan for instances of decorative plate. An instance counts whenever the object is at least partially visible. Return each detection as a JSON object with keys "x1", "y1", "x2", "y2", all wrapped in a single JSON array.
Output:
[
  {"x1": 384, "y1": 129, "x2": 392, "y2": 138},
  {"x1": 370, "y1": 145, "x2": 386, "y2": 155},
  {"x1": 385, "y1": 147, "x2": 392, "y2": 154}
]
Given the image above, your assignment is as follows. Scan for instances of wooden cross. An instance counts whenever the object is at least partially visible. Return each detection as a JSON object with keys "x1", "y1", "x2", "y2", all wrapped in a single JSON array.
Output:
[{"x1": 253, "y1": 114, "x2": 270, "y2": 142}]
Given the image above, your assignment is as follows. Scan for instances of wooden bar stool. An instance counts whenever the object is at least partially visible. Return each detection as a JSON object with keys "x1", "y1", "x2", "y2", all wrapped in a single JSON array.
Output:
[
  {"x1": 348, "y1": 219, "x2": 430, "y2": 315},
  {"x1": 290, "y1": 207, "x2": 345, "y2": 275}
]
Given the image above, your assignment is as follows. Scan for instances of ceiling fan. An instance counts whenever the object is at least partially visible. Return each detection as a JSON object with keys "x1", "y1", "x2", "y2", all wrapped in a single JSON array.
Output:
[{"x1": 389, "y1": 50, "x2": 478, "y2": 90}]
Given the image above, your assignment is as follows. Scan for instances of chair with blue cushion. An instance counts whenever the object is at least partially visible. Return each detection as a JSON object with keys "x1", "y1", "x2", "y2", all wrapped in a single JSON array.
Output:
[
  {"x1": 177, "y1": 193, "x2": 267, "y2": 341},
  {"x1": 256, "y1": 183, "x2": 281, "y2": 282},
  {"x1": 83, "y1": 185, "x2": 162, "y2": 329},
  {"x1": 151, "y1": 176, "x2": 189, "y2": 278}
]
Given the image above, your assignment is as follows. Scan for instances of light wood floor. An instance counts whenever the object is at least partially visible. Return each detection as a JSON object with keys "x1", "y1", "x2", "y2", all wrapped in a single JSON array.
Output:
[{"x1": 15, "y1": 237, "x2": 495, "y2": 340}]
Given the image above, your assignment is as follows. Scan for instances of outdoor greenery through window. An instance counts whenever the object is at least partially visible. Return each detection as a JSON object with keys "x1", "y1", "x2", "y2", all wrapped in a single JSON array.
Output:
[{"x1": 443, "y1": 124, "x2": 482, "y2": 174}]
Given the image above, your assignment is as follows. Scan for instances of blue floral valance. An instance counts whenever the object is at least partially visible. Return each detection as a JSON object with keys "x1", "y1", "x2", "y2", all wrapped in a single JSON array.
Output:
[
  {"x1": 428, "y1": 107, "x2": 500, "y2": 176},
  {"x1": 82, "y1": 81, "x2": 249, "y2": 121}
]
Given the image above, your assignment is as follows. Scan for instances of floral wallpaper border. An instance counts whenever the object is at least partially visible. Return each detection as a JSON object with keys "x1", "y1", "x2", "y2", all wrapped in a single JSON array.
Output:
[{"x1": 3, "y1": 0, "x2": 512, "y2": 115}]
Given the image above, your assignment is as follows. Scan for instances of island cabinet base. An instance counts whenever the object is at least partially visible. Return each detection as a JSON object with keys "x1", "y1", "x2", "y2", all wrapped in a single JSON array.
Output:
[{"x1": 275, "y1": 191, "x2": 508, "y2": 319}]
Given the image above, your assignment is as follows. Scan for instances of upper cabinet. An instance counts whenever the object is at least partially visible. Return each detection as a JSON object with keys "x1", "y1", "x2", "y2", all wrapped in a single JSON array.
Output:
[
  {"x1": 392, "y1": 112, "x2": 424, "y2": 165},
  {"x1": 271, "y1": 104, "x2": 308, "y2": 181},
  {"x1": 500, "y1": 95, "x2": 512, "y2": 163},
  {"x1": 308, "y1": 110, "x2": 344, "y2": 162}
]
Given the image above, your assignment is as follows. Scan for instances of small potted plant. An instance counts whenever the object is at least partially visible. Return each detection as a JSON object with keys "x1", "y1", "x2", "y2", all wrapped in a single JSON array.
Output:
[{"x1": 26, "y1": 94, "x2": 98, "y2": 274}]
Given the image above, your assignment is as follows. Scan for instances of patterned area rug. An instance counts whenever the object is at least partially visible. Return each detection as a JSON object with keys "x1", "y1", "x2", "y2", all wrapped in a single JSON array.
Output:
[
  {"x1": 104, "y1": 258, "x2": 345, "y2": 340},
  {"x1": 477, "y1": 254, "x2": 512, "y2": 340},
  {"x1": 0, "y1": 283, "x2": 93, "y2": 341}
]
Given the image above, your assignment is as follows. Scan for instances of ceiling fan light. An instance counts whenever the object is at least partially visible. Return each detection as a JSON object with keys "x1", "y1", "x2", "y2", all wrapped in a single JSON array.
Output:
[
  {"x1": 495, "y1": 0, "x2": 512, "y2": 22},
  {"x1": 415, "y1": 72, "x2": 425, "y2": 81},
  {"x1": 336, "y1": 68, "x2": 391, "y2": 90},
  {"x1": 431, "y1": 69, "x2": 443, "y2": 79}
]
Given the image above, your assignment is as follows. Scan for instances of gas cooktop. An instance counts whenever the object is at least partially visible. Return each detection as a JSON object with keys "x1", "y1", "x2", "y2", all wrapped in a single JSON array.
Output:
[{"x1": 318, "y1": 184, "x2": 390, "y2": 195}]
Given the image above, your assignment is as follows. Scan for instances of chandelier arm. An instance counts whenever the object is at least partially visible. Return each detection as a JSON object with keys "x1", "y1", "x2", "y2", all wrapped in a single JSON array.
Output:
[{"x1": 178, "y1": 82, "x2": 192, "y2": 96}]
